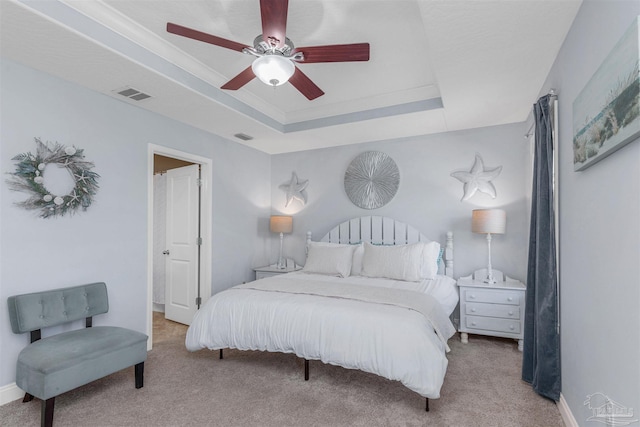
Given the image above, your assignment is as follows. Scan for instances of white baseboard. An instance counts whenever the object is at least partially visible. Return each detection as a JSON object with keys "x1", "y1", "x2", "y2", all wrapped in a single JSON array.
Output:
[
  {"x1": 557, "y1": 393, "x2": 579, "y2": 427},
  {"x1": 0, "y1": 383, "x2": 23, "y2": 406}
]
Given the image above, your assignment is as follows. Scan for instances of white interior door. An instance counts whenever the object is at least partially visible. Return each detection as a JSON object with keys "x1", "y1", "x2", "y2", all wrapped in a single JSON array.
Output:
[{"x1": 164, "y1": 164, "x2": 200, "y2": 325}]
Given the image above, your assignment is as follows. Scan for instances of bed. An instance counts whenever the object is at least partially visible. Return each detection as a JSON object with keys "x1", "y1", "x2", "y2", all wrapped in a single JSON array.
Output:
[{"x1": 185, "y1": 216, "x2": 457, "y2": 411}]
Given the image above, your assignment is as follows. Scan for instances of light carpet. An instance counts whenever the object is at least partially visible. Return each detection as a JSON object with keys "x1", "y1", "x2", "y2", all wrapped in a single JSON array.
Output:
[{"x1": 0, "y1": 313, "x2": 563, "y2": 426}]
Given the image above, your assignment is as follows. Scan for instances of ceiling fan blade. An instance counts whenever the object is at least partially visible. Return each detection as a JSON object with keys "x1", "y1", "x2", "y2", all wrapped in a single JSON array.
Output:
[
  {"x1": 167, "y1": 22, "x2": 249, "y2": 53},
  {"x1": 221, "y1": 66, "x2": 256, "y2": 90},
  {"x1": 260, "y1": 0, "x2": 288, "y2": 49},
  {"x1": 294, "y1": 43, "x2": 370, "y2": 63},
  {"x1": 289, "y1": 67, "x2": 324, "y2": 100}
]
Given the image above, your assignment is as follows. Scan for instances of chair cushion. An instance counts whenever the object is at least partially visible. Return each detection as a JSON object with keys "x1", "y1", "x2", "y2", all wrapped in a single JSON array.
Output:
[{"x1": 16, "y1": 326, "x2": 148, "y2": 400}]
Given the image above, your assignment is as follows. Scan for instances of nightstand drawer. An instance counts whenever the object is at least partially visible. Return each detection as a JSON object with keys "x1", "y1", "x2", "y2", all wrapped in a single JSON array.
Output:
[
  {"x1": 465, "y1": 302, "x2": 521, "y2": 319},
  {"x1": 463, "y1": 288, "x2": 521, "y2": 305},
  {"x1": 465, "y1": 315, "x2": 521, "y2": 334}
]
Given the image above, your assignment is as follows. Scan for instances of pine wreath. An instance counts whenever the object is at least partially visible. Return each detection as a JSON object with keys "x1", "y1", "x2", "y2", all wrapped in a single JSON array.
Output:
[{"x1": 6, "y1": 137, "x2": 100, "y2": 218}]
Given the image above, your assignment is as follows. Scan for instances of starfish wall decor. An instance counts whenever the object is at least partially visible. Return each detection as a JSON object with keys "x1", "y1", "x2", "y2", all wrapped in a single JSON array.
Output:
[
  {"x1": 450, "y1": 154, "x2": 502, "y2": 201},
  {"x1": 279, "y1": 172, "x2": 308, "y2": 207}
]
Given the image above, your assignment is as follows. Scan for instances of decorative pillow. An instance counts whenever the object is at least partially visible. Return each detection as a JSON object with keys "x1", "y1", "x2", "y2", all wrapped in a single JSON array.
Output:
[
  {"x1": 302, "y1": 242, "x2": 356, "y2": 278},
  {"x1": 419, "y1": 241, "x2": 441, "y2": 280},
  {"x1": 351, "y1": 243, "x2": 364, "y2": 276},
  {"x1": 361, "y1": 242, "x2": 424, "y2": 282},
  {"x1": 307, "y1": 241, "x2": 364, "y2": 276}
]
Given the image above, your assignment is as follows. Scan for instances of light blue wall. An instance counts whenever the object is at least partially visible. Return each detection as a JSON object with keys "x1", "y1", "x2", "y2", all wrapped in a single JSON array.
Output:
[
  {"x1": 270, "y1": 123, "x2": 531, "y2": 282},
  {"x1": 539, "y1": 0, "x2": 640, "y2": 422},
  {"x1": 0, "y1": 60, "x2": 272, "y2": 388},
  {"x1": 4, "y1": 2, "x2": 637, "y2": 417}
]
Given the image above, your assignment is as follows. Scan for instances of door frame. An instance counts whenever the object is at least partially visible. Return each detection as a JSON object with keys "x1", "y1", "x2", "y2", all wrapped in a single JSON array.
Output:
[{"x1": 146, "y1": 143, "x2": 212, "y2": 350}]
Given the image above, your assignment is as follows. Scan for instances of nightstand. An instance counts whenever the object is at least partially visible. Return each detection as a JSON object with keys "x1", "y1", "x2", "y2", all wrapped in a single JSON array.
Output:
[
  {"x1": 253, "y1": 264, "x2": 302, "y2": 280},
  {"x1": 457, "y1": 274, "x2": 526, "y2": 351}
]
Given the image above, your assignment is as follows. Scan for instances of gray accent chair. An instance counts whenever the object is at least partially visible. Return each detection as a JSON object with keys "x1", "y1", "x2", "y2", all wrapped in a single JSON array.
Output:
[{"x1": 7, "y1": 282, "x2": 148, "y2": 427}]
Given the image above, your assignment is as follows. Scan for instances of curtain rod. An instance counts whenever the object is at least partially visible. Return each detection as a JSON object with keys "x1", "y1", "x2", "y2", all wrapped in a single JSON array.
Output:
[{"x1": 524, "y1": 89, "x2": 557, "y2": 138}]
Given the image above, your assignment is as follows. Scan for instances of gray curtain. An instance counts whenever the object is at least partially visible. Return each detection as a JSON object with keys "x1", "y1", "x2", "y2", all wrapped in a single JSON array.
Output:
[{"x1": 522, "y1": 94, "x2": 561, "y2": 401}]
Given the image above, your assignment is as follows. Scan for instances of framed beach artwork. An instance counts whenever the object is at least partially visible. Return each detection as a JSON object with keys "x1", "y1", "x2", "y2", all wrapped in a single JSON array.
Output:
[{"x1": 573, "y1": 16, "x2": 640, "y2": 171}]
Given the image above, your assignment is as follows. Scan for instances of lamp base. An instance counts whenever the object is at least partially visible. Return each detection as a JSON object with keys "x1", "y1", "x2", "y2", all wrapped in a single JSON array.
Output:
[
  {"x1": 484, "y1": 233, "x2": 496, "y2": 284},
  {"x1": 277, "y1": 232, "x2": 286, "y2": 269},
  {"x1": 484, "y1": 269, "x2": 497, "y2": 284}
]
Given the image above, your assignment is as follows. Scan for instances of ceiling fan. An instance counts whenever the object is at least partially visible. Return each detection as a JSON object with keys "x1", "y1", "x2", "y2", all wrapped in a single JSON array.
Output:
[{"x1": 167, "y1": 0, "x2": 370, "y2": 100}]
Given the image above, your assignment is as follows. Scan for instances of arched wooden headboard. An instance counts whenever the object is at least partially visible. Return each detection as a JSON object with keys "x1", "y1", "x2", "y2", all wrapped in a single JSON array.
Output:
[{"x1": 307, "y1": 216, "x2": 453, "y2": 277}]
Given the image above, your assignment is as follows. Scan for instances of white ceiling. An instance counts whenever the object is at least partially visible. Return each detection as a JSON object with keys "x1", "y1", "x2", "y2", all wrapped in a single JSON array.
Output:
[{"x1": 0, "y1": 0, "x2": 582, "y2": 154}]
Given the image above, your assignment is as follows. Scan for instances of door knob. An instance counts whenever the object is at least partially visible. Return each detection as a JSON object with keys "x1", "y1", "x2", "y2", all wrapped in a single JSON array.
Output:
[{"x1": 162, "y1": 250, "x2": 170, "y2": 255}]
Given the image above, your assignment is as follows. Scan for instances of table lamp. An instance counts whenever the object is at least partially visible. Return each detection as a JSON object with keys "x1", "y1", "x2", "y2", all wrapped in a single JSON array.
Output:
[
  {"x1": 472, "y1": 209, "x2": 506, "y2": 284},
  {"x1": 270, "y1": 215, "x2": 293, "y2": 269}
]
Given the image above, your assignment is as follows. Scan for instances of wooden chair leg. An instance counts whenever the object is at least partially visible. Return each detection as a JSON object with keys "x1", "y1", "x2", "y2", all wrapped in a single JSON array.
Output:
[
  {"x1": 41, "y1": 397, "x2": 54, "y2": 427},
  {"x1": 425, "y1": 398, "x2": 430, "y2": 412},
  {"x1": 304, "y1": 359, "x2": 309, "y2": 381},
  {"x1": 135, "y1": 362, "x2": 144, "y2": 389},
  {"x1": 23, "y1": 393, "x2": 34, "y2": 402},
  {"x1": 219, "y1": 349, "x2": 223, "y2": 359}
]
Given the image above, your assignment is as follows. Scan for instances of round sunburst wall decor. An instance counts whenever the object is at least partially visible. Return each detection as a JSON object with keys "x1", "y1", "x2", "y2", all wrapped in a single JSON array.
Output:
[
  {"x1": 6, "y1": 137, "x2": 100, "y2": 218},
  {"x1": 344, "y1": 151, "x2": 400, "y2": 209}
]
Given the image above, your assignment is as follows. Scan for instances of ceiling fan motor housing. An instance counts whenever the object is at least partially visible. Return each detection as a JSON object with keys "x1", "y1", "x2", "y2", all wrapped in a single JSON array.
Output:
[{"x1": 252, "y1": 35, "x2": 295, "y2": 56}]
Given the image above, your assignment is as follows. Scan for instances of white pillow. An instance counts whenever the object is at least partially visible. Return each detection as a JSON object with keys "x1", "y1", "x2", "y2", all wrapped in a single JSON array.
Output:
[
  {"x1": 419, "y1": 241, "x2": 441, "y2": 280},
  {"x1": 307, "y1": 241, "x2": 364, "y2": 276},
  {"x1": 303, "y1": 242, "x2": 356, "y2": 278},
  {"x1": 361, "y1": 242, "x2": 424, "y2": 282}
]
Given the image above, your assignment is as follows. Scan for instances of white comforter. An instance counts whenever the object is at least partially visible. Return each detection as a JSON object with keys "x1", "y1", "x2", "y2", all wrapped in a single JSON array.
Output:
[{"x1": 185, "y1": 273, "x2": 456, "y2": 398}]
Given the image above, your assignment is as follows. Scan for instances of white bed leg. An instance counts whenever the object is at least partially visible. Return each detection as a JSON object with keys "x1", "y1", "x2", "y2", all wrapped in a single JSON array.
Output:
[{"x1": 460, "y1": 332, "x2": 468, "y2": 344}]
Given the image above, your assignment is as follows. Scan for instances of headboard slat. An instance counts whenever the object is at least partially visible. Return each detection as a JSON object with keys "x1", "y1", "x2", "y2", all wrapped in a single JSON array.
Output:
[
  {"x1": 339, "y1": 222, "x2": 349, "y2": 244},
  {"x1": 349, "y1": 218, "x2": 361, "y2": 244},
  {"x1": 361, "y1": 217, "x2": 372, "y2": 243}
]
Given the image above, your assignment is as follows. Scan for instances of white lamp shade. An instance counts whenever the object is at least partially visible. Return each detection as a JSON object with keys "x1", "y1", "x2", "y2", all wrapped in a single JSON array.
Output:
[
  {"x1": 252, "y1": 55, "x2": 295, "y2": 87},
  {"x1": 472, "y1": 209, "x2": 506, "y2": 234},
  {"x1": 270, "y1": 215, "x2": 293, "y2": 234}
]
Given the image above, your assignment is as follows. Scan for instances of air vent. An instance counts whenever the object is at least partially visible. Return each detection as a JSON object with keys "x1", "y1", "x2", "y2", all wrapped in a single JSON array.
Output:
[
  {"x1": 113, "y1": 87, "x2": 152, "y2": 102},
  {"x1": 234, "y1": 133, "x2": 254, "y2": 141}
]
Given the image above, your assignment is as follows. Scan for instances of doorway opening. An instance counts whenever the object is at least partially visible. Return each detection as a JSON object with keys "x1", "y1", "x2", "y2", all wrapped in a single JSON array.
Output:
[{"x1": 147, "y1": 144, "x2": 212, "y2": 350}]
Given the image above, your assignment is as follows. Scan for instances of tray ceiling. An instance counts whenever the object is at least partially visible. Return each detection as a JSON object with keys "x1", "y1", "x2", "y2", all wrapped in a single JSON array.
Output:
[{"x1": 0, "y1": 0, "x2": 582, "y2": 154}]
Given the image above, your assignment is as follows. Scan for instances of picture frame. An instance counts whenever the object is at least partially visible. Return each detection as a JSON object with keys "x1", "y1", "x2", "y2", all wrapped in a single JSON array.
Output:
[{"x1": 572, "y1": 16, "x2": 640, "y2": 171}]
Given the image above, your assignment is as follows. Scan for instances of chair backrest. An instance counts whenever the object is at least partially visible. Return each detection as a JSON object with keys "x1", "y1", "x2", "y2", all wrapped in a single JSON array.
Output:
[{"x1": 7, "y1": 282, "x2": 109, "y2": 334}]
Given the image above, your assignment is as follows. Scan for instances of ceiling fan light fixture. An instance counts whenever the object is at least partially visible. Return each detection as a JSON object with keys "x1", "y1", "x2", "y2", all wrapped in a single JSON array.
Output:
[{"x1": 252, "y1": 54, "x2": 295, "y2": 87}]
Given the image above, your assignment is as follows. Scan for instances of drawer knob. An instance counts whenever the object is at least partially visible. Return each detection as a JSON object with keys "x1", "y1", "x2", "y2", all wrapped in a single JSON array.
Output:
[
  {"x1": 507, "y1": 297, "x2": 513, "y2": 302},
  {"x1": 508, "y1": 311, "x2": 514, "y2": 316},
  {"x1": 469, "y1": 294, "x2": 476, "y2": 299},
  {"x1": 471, "y1": 322, "x2": 477, "y2": 326},
  {"x1": 471, "y1": 308, "x2": 476, "y2": 313},
  {"x1": 509, "y1": 325, "x2": 515, "y2": 330}
]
